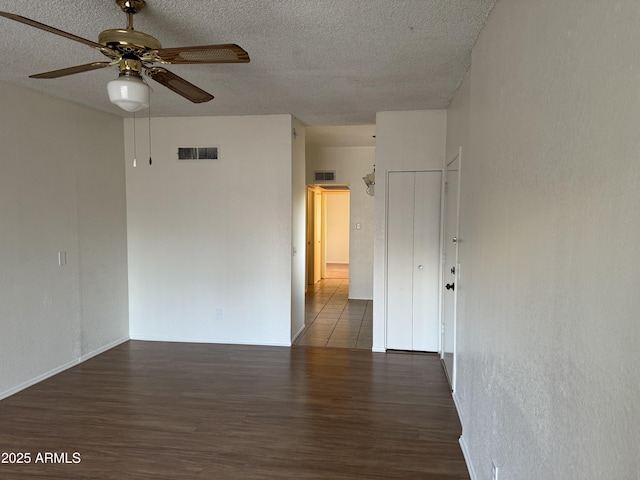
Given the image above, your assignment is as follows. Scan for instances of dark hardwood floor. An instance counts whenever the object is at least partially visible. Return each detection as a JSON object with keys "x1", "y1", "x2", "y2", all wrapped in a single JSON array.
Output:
[{"x1": 0, "y1": 341, "x2": 468, "y2": 479}]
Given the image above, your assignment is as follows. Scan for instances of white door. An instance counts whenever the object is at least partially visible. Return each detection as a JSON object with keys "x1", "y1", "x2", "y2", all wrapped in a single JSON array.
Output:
[
  {"x1": 387, "y1": 172, "x2": 415, "y2": 349},
  {"x1": 387, "y1": 171, "x2": 442, "y2": 351},
  {"x1": 442, "y1": 148, "x2": 461, "y2": 389}
]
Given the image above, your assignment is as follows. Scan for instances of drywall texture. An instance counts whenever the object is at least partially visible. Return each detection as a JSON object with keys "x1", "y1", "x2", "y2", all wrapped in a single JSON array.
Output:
[
  {"x1": 0, "y1": 81, "x2": 129, "y2": 398},
  {"x1": 125, "y1": 115, "x2": 295, "y2": 346},
  {"x1": 449, "y1": 1, "x2": 640, "y2": 478},
  {"x1": 373, "y1": 110, "x2": 447, "y2": 351},
  {"x1": 306, "y1": 146, "x2": 375, "y2": 299}
]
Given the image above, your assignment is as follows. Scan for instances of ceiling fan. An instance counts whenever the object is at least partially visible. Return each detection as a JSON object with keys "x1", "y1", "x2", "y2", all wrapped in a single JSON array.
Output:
[{"x1": 0, "y1": 0, "x2": 250, "y2": 111}]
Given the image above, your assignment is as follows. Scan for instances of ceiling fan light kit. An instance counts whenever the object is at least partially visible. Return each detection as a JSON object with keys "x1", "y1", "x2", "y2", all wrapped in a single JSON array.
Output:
[
  {"x1": 0, "y1": 0, "x2": 250, "y2": 112},
  {"x1": 107, "y1": 75, "x2": 150, "y2": 112}
]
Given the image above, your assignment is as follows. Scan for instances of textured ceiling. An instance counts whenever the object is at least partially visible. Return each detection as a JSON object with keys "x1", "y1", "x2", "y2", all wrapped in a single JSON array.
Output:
[
  {"x1": 0, "y1": 0, "x2": 495, "y2": 125},
  {"x1": 306, "y1": 125, "x2": 376, "y2": 148}
]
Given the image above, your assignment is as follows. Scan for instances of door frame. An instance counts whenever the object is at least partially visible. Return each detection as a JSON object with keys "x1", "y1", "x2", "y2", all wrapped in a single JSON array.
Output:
[
  {"x1": 440, "y1": 147, "x2": 462, "y2": 391},
  {"x1": 306, "y1": 186, "x2": 324, "y2": 286},
  {"x1": 306, "y1": 186, "x2": 352, "y2": 286}
]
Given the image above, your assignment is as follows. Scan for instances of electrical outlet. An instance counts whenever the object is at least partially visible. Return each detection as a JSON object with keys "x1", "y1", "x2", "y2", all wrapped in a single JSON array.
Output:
[
  {"x1": 492, "y1": 460, "x2": 499, "y2": 480},
  {"x1": 215, "y1": 309, "x2": 223, "y2": 321}
]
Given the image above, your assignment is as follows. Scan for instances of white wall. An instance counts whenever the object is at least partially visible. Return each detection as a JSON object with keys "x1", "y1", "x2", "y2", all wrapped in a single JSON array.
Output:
[
  {"x1": 125, "y1": 114, "x2": 295, "y2": 346},
  {"x1": 448, "y1": 1, "x2": 640, "y2": 478},
  {"x1": 0, "y1": 82, "x2": 129, "y2": 399},
  {"x1": 373, "y1": 110, "x2": 447, "y2": 351},
  {"x1": 290, "y1": 118, "x2": 306, "y2": 342},
  {"x1": 306, "y1": 146, "x2": 375, "y2": 299},
  {"x1": 325, "y1": 192, "x2": 350, "y2": 264}
]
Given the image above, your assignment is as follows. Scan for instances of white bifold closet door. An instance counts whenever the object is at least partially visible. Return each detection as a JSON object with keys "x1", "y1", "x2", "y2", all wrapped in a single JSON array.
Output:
[{"x1": 386, "y1": 171, "x2": 442, "y2": 352}]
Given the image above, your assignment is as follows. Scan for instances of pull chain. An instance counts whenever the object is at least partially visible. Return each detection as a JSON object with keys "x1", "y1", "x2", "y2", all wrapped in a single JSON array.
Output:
[
  {"x1": 132, "y1": 112, "x2": 137, "y2": 167},
  {"x1": 148, "y1": 103, "x2": 153, "y2": 165}
]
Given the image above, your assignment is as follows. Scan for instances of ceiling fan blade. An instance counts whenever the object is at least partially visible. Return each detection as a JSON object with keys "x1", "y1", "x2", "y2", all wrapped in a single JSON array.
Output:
[
  {"x1": 0, "y1": 11, "x2": 104, "y2": 50},
  {"x1": 146, "y1": 67, "x2": 214, "y2": 103},
  {"x1": 154, "y1": 44, "x2": 250, "y2": 64},
  {"x1": 29, "y1": 62, "x2": 112, "y2": 79}
]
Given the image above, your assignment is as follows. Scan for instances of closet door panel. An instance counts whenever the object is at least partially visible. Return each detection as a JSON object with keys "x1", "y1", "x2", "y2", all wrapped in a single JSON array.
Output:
[
  {"x1": 386, "y1": 172, "x2": 415, "y2": 350},
  {"x1": 412, "y1": 171, "x2": 442, "y2": 352}
]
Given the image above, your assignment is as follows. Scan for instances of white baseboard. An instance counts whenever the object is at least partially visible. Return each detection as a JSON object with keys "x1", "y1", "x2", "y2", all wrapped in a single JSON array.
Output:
[
  {"x1": 452, "y1": 392, "x2": 476, "y2": 480},
  {"x1": 0, "y1": 359, "x2": 79, "y2": 401},
  {"x1": 1, "y1": 336, "x2": 131, "y2": 401},
  {"x1": 453, "y1": 391, "x2": 464, "y2": 425},
  {"x1": 129, "y1": 335, "x2": 292, "y2": 347},
  {"x1": 291, "y1": 324, "x2": 306, "y2": 343},
  {"x1": 80, "y1": 336, "x2": 129, "y2": 362},
  {"x1": 231, "y1": 340, "x2": 293, "y2": 347},
  {"x1": 459, "y1": 434, "x2": 477, "y2": 480}
]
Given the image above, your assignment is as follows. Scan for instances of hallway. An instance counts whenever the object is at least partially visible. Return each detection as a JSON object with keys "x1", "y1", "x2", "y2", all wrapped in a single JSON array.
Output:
[{"x1": 295, "y1": 264, "x2": 373, "y2": 349}]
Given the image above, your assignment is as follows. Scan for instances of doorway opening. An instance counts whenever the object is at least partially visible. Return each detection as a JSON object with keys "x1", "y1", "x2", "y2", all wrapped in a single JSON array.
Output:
[
  {"x1": 296, "y1": 186, "x2": 373, "y2": 349},
  {"x1": 305, "y1": 185, "x2": 350, "y2": 286}
]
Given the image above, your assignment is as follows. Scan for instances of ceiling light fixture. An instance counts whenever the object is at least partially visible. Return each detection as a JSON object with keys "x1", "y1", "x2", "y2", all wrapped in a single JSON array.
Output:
[{"x1": 107, "y1": 73, "x2": 150, "y2": 112}]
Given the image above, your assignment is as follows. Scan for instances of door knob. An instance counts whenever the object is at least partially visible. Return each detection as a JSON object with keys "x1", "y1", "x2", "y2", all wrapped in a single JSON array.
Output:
[
  {"x1": 418, "y1": 265, "x2": 424, "y2": 270},
  {"x1": 446, "y1": 283, "x2": 455, "y2": 291}
]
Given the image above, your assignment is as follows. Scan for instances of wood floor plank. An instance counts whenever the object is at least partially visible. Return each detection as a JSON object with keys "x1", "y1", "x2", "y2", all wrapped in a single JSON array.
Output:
[{"x1": 0, "y1": 342, "x2": 468, "y2": 479}]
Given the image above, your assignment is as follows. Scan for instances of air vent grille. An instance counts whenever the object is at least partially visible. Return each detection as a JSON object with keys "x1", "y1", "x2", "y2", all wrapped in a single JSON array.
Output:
[
  {"x1": 314, "y1": 170, "x2": 336, "y2": 182},
  {"x1": 178, "y1": 147, "x2": 219, "y2": 160}
]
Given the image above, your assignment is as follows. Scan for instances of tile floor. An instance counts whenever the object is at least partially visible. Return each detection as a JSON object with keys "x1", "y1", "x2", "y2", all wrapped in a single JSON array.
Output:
[{"x1": 294, "y1": 264, "x2": 373, "y2": 350}]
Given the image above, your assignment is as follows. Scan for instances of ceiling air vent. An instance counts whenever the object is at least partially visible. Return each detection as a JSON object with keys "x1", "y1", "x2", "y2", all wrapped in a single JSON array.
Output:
[
  {"x1": 178, "y1": 147, "x2": 219, "y2": 161},
  {"x1": 314, "y1": 170, "x2": 336, "y2": 182}
]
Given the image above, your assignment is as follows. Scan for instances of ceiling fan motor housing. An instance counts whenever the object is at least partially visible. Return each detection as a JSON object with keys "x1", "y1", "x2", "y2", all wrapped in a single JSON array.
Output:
[{"x1": 98, "y1": 28, "x2": 162, "y2": 57}]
